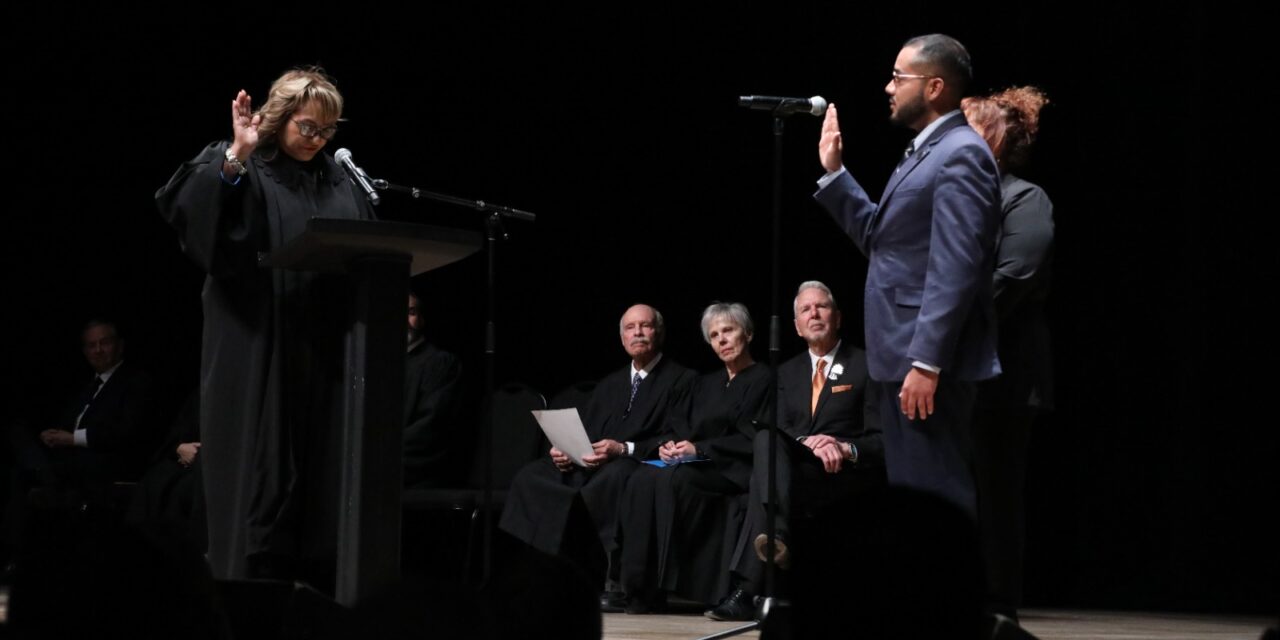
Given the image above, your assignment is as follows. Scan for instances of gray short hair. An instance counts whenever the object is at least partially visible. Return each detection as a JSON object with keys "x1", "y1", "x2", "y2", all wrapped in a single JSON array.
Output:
[
  {"x1": 700, "y1": 302, "x2": 754, "y2": 343},
  {"x1": 793, "y1": 281, "x2": 838, "y2": 317}
]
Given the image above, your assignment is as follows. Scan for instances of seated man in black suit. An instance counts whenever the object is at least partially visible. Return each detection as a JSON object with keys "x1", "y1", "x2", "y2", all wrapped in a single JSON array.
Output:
[
  {"x1": 403, "y1": 291, "x2": 463, "y2": 488},
  {"x1": 499, "y1": 304, "x2": 695, "y2": 588},
  {"x1": 708, "y1": 281, "x2": 886, "y2": 620},
  {"x1": 25, "y1": 319, "x2": 161, "y2": 490},
  {"x1": 3, "y1": 318, "x2": 161, "y2": 561}
]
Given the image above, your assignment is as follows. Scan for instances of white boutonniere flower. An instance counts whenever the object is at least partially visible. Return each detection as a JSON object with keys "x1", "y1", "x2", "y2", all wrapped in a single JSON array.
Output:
[{"x1": 828, "y1": 363, "x2": 844, "y2": 380}]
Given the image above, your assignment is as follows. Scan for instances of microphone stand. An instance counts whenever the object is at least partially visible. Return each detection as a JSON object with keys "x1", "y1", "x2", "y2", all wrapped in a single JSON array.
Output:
[
  {"x1": 695, "y1": 108, "x2": 798, "y2": 640},
  {"x1": 373, "y1": 177, "x2": 536, "y2": 585},
  {"x1": 372, "y1": 179, "x2": 537, "y2": 224}
]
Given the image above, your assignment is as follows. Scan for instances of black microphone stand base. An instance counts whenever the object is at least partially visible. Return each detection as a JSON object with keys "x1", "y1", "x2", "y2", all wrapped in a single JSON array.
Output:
[{"x1": 694, "y1": 597, "x2": 792, "y2": 640}]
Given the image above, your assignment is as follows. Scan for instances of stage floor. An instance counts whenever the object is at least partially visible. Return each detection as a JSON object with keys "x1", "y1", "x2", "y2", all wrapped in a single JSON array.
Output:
[{"x1": 601, "y1": 608, "x2": 1273, "y2": 639}]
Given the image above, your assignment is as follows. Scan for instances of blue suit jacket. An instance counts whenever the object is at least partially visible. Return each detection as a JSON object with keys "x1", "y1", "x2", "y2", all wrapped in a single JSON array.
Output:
[{"x1": 815, "y1": 116, "x2": 1002, "y2": 382}]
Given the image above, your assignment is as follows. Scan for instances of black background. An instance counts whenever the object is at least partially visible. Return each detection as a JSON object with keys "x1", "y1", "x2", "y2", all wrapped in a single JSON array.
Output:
[{"x1": 5, "y1": 2, "x2": 1272, "y2": 613}]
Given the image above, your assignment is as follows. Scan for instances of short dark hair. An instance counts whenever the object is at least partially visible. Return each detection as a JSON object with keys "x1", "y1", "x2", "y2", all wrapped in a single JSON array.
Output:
[
  {"x1": 82, "y1": 318, "x2": 121, "y2": 340},
  {"x1": 903, "y1": 34, "x2": 972, "y2": 97}
]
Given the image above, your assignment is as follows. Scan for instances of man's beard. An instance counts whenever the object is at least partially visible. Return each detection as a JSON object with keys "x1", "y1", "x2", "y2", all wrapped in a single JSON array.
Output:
[{"x1": 890, "y1": 90, "x2": 926, "y2": 128}]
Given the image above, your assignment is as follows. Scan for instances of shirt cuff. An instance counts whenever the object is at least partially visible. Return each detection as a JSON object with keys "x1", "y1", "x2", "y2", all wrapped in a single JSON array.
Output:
[
  {"x1": 73, "y1": 429, "x2": 88, "y2": 447},
  {"x1": 219, "y1": 170, "x2": 242, "y2": 186},
  {"x1": 626, "y1": 441, "x2": 635, "y2": 456},
  {"x1": 911, "y1": 361, "x2": 942, "y2": 374},
  {"x1": 816, "y1": 166, "x2": 848, "y2": 190}
]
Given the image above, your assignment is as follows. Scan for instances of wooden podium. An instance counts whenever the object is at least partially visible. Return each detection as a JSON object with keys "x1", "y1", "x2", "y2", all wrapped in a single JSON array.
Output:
[{"x1": 259, "y1": 218, "x2": 480, "y2": 606}]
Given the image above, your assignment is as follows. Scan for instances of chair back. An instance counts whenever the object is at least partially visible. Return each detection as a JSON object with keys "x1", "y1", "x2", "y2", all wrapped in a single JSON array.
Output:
[{"x1": 466, "y1": 382, "x2": 546, "y2": 489}]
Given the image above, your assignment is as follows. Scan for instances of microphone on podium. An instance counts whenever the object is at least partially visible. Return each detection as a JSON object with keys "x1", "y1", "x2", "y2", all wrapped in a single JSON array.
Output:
[{"x1": 334, "y1": 148, "x2": 381, "y2": 205}]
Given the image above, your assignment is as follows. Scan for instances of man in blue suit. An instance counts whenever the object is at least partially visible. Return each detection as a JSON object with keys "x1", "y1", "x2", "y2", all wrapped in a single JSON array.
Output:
[{"x1": 813, "y1": 34, "x2": 1001, "y2": 516}]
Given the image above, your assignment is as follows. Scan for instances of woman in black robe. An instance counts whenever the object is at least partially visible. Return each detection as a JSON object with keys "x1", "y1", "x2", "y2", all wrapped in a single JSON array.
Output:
[
  {"x1": 617, "y1": 302, "x2": 774, "y2": 613},
  {"x1": 156, "y1": 67, "x2": 375, "y2": 585}
]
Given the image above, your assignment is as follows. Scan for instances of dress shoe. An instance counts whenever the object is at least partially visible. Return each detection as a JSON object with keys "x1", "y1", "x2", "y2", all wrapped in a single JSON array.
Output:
[
  {"x1": 753, "y1": 533, "x2": 791, "y2": 570},
  {"x1": 600, "y1": 590, "x2": 628, "y2": 613},
  {"x1": 704, "y1": 588, "x2": 756, "y2": 621},
  {"x1": 624, "y1": 590, "x2": 665, "y2": 615}
]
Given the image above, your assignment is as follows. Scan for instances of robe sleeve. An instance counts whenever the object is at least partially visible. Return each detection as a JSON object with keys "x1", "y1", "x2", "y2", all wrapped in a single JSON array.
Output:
[{"x1": 155, "y1": 141, "x2": 265, "y2": 277}]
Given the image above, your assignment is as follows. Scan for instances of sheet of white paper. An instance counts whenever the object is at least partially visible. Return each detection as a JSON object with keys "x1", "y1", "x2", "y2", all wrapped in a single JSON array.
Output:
[{"x1": 531, "y1": 408, "x2": 595, "y2": 466}]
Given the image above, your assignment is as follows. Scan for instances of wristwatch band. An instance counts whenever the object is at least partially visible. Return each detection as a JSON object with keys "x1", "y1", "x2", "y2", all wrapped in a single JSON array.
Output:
[{"x1": 224, "y1": 147, "x2": 248, "y2": 176}]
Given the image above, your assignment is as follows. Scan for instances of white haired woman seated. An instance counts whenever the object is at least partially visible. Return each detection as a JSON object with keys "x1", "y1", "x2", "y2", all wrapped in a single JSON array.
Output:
[{"x1": 615, "y1": 302, "x2": 775, "y2": 615}]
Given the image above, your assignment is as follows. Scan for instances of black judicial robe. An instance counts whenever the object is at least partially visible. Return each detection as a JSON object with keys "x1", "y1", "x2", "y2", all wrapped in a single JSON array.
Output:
[
  {"x1": 619, "y1": 362, "x2": 775, "y2": 604},
  {"x1": 127, "y1": 392, "x2": 205, "y2": 549},
  {"x1": 402, "y1": 340, "x2": 462, "y2": 488},
  {"x1": 156, "y1": 141, "x2": 374, "y2": 581},
  {"x1": 499, "y1": 356, "x2": 694, "y2": 557}
]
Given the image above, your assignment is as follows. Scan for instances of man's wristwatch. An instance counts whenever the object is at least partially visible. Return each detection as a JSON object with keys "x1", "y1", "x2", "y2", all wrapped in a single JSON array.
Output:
[
  {"x1": 846, "y1": 441, "x2": 857, "y2": 463},
  {"x1": 224, "y1": 147, "x2": 248, "y2": 175}
]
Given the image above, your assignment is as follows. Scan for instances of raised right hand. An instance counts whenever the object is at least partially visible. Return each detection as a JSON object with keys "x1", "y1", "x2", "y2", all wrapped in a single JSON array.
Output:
[
  {"x1": 819, "y1": 103, "x2": 844, "y2": 173},
  {"x1": 229, "y1": 89, "x2": 261, "y2": 160}
]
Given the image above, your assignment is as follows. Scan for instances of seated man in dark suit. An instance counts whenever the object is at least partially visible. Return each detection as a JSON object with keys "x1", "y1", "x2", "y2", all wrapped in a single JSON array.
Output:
[
  {"x1": 403, "y1": 291, "x2": 463, "y2": 488},
  {"x1": 499, "y1": 304, "x2": 695, "y2": 589},
  {"x1": 22, "y1": 319, "x2": 161, "y2": 491},
  {"x1": 709, "y1": 281, "x2": 886, "y2": 621},
  {"x1": 3, "y1": 318, "x2": 161, "y2": 564}
]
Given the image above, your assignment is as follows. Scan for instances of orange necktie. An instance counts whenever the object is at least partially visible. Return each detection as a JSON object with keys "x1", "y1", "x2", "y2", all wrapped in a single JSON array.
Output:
[{"x1": 811, "y1": 359, "x2": 827, "y2": 415}]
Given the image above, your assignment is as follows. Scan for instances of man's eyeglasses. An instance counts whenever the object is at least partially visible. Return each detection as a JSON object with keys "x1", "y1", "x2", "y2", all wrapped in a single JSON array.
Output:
[
  {"x1": 891, "y1": 71, "x2": 937, "y2": 86},
  {"x1": 291, "y1": 119, "x2": 339, "y2": 140}
]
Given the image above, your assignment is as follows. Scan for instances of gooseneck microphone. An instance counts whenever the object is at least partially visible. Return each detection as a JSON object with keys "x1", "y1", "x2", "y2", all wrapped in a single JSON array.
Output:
[
  {"x1": 738, "y1": 95, "x2": 829, "y2": 117},
  {"x1": 334, "y1": 148, "x2": 381, "y2": 205}
]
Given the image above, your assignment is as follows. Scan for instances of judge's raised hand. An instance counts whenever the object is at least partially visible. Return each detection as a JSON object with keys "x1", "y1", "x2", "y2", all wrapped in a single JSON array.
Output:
[
  {"x1": 229, "y1": 89, "x2": 261, "y2": 160},
  {"x1": 549, "y1": 446, "x2": 573, "y2": 472},
  {"x1": 819, "y1": 103, "x2": 844, "y2": 173}
]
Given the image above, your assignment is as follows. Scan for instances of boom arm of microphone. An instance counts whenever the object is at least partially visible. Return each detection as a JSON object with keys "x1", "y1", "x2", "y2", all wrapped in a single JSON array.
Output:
[{"x1": 341, "y1": 150, "x2": 538, "y2": 223}]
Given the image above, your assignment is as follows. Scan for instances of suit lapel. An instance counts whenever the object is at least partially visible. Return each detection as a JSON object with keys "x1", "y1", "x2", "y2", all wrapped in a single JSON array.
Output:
[
  {"x1": 877, "y1": 116, "x2": 969, "y2": 213},
  {"x1": 790, "y1": 360, "x2": 815, "y2": 436},
  {"x1": 80, "y1": 366, "x2": 123, "y2": 426},
  {"x1": 813, "y1": 343, "x2": 858, "y2": 430}
]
